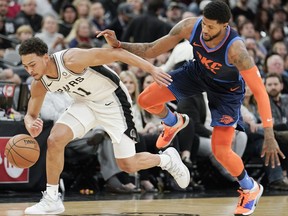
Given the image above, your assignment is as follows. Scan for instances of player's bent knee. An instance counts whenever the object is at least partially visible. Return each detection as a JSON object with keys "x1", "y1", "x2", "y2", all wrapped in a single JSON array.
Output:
[
  {"x1": 47, "y1": 134, "x2": 69, "y2": 150},
  {"x1": 138, "y1": 92, "x2": 151, "y2": 109}
]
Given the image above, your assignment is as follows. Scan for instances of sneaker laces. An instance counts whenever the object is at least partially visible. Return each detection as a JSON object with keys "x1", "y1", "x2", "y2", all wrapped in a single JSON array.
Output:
[
  {"x1": 236, "y1": 189, "x2": 249, "y2": 207},
  {"x1": 164, "y1": 160, "x2": 185, "y2": 180},
  {"x1": 35, "y1": 191, "x2": 58, "y2": 209}
]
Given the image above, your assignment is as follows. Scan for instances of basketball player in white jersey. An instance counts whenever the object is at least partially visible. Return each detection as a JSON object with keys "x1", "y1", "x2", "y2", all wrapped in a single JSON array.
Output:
[{"x1": 19, "y1": 37, "x2": 190, "y2": 215}]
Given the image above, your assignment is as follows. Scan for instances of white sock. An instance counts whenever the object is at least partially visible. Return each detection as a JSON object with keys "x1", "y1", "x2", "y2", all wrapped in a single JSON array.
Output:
[
  {"x1": 158, "y1": 154, "x2": 170, "y2": 168},
  {"x1": 46, "y1": 184, "x2": 59, "y2": 200}
]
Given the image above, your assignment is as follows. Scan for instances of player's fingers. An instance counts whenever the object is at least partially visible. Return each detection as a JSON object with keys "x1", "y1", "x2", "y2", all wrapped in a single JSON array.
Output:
[
  {"x1": 275, "y1": 153, "x2": 281, "y2": 166},
  {"x1": 264, "y1": 153, "x2": 270, "y2": 166},
  {"x1": 159, "y1": 72, "x2": 172, "y2": 82},
  {"x1": 158, "y1": 76, "x2": 171, "y2": 86},
  {"x1": 270, "y1": 153, "x2": 275, "y2": 168},
  {"x1": 278, "y1": 149, "x2": 286, "y2": 159},
  {"x1": 260, "y1": 148, "x2": 266, "y2": 158}
]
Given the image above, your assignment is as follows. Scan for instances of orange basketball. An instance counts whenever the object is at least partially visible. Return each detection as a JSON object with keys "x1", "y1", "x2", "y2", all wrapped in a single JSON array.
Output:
[{"x1": 4, "y1": 134, "x2": 40, "y2": 168}]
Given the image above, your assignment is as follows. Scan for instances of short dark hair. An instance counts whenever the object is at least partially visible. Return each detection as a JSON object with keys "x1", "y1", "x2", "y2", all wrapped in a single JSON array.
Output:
[
  {"x1": 203, "y1": 0, "x2": 231, "y2": 24},
  {"x1": 19, "y1": 37, "x2": 48, "y2": 56},
  {"x1": 264, "y1": 72, "x2": 283, "y2": 84}
]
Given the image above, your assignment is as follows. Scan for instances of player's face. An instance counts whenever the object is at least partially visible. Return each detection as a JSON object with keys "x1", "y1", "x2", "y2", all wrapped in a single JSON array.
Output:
[
  {"x1": 201, "y1": 17, "x2": 227, "y2": 42},
  {"x1": 21, "y1": 54, "x2": 48, "y2": 81}
]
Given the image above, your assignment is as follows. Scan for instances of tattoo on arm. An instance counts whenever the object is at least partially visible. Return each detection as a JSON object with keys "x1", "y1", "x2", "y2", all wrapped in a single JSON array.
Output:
[
  {"x1": 121, "y1": 42, "x2": 154, "y2": 57},
  {"x1": 233, "y1": 49, "x2": 255, "y2": 70}
]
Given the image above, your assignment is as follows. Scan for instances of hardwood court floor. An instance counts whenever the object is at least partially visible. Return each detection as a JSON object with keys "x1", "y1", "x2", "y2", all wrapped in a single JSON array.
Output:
[{"x1": 0, "y1": 190, "x2": 288, "y2": 216}]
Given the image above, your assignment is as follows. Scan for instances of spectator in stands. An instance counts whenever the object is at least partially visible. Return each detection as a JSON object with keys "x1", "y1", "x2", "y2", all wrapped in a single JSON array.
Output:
[
  {"x1": 254, "y1": 8, "x2": 271, "y2": 39},
  {"x1": 65, "y1": 18, "x2": 96, "y2": 48},
  {"x1": 89, "y1": 1, "x2": 109, "y2": 33},
  {"x1": 0, "y1": 0, "x2": 15, "y2": 34},
  {"x1": 122, "y1": 0, "x2": 171, "y2": 43},
  {"x1": 58, "y1": 4, "x2": 78, "y2": 38},
  {"x1": 0, "y1": 14, "x2": 13, "y2": 57},
  {"x1": 259, "y1": 24, "x2": 288, "y2": 54},
  {"x1": 35, "y1": 0, "x2": 58, "y2": 18},
  {"x1": 272, "y1": 41, "x2": 288, "y2": 59},
  {"x1": 244, "y1": 37, "x2": 266, "y2": 66},
  {"x1": 164, "y1": 2, "x2": 184, "y2": 27},
  {"x1": 107, "y1": 2, "x2": 135, "y2": 40},
  {"x1": 231, "y1": 0, "x2": 255, "y2": 23},
  {"x1": 285, "y1": 54, "x2": 288, "y2": 72},
  {"x1": 238, "y1": 20, "x2": 267, "y2": 57},
  {"x1": 272, "y1": 8, "x2": 287, "y2": 27},
  {"x1": 126, "y1": 0, "x2": 144, "y2": 15},
  {"x1": 35, "y1": 14, "x2": 66, "y2": 54},
  {"x1": 14, "y1": 0, "x2": 43, "y2": 33},
  {"x1": 6, "y1": 0, "x2": 21, "y2": 19},
  {"x1": 72, "y1": 0, "x2": 91, "y2": 19},
  {"x1": 265, "y1": 54, "x2": 288, "y2": 94},
  {"x1": 0, "y1": 67, "x2": 21, "y2": 84},
  {"x1": 15, "y1": 24, "x2": 33, "y2": 52}
]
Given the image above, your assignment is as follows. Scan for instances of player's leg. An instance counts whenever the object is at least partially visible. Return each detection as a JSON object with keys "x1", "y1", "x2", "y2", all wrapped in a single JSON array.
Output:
[
  {"x1": 138, "y1": 65, "x2": 202, "y2": 149},
  {"x1": 212, "y1": 126, "x2": 263, "y2": 216},
  {"x1": 25, "y1": 103, "x2": 97, "y2": 215},
  {"x1": 114, "y1": 134, "x2": 190, "y2": 189},
  {"x1": 24, "y1": 122, "x2": 74, "y2": 214},
  {"x1": 99, "y1": 89, "x2": 190, "y2": 189}
]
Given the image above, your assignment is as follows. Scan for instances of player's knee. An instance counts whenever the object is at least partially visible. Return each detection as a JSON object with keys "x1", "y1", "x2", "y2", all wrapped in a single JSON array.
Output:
[
  {"x1": 212, "y1": 148, "x2": 229, "y2": 163},
  {"x1": 47, "y1": 134, "x2": 67, "y2": 150},
  {"x1": 138, "y1": 91, "x2": 150, "y2": 109}
]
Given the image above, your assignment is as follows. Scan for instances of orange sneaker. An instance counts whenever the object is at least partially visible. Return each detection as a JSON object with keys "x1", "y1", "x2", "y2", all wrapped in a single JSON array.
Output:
[
  {"x1": 234, "y1": 180, "x2": 264, "y2": 216},
  {"x1": 156, "y1": 112, "x2": 189, "y2": 149}
]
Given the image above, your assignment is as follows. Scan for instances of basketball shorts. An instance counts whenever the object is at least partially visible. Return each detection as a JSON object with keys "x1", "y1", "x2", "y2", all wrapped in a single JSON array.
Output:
[
  {"x1": 57, "y1": 86, "x2": 138, "y2": 158},
  {"x1": 167, "y1": 60, "x2": 245, "y2": 131}
]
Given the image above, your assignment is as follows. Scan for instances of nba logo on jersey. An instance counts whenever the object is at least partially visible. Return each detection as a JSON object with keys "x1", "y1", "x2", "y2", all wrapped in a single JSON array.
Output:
[{"x1": 129, "y1": 128, "x2": 138, "y2": 141}]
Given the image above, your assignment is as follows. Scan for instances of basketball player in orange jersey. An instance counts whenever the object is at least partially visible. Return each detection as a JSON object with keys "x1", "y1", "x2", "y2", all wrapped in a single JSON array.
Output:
[
  {"x1": 97, "y1": 1, "x2": 285, "y2": 215},
  {"x1": 18, "y1": 37, "x2": 190, "y2": 215}
]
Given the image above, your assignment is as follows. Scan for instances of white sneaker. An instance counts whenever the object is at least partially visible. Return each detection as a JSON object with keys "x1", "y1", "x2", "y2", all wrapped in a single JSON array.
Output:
[
  {"x1": 161, "y1": 147, "x2": 190, "y2": 188},
  {"x1": 24, "y1": 191, "x2": 65, "y2": 215}
]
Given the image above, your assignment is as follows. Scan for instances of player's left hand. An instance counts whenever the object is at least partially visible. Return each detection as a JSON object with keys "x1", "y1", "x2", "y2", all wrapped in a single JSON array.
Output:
[
  {"x1": 96, "y1": 29, "x2": 119, "y2": 48},
  {"x1": 261, "y1": 128, "x2": 285, "y2": 168},
  {"x1": 151, "y1": 67, "x2": 172, "y2": 87}
]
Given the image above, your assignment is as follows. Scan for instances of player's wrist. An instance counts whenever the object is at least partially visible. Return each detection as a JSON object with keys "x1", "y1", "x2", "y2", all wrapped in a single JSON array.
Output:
[{"x1": 115, "y1": 40, "x2": 121, "y2": 48}]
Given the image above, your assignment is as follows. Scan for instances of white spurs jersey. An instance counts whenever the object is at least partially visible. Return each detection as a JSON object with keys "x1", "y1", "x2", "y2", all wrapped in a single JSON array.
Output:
[{"x1": 41, "y1": 49, "x2": 122, "y2": 101}]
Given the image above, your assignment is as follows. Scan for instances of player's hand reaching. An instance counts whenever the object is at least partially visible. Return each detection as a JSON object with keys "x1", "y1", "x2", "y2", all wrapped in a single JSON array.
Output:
[
  {"x1": 150, "y1": 66, "x2": 172, "y2": 87},
  {"x1": 24, "y1": 116, "x2": 43, "y2": 138},
  {"x1": 96, "y1": 29, "x2": 119, "y2": 48},
  {"x1": 261, "y1": 128, "x2": 285, "y2": 168}
]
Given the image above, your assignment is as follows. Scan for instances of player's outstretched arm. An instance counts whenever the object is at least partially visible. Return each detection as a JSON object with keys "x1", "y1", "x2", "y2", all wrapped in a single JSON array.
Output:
[
  {"x1": 96, "y1": 18, "x2": 196, "y2": 59},
  {"x1": 24, "y1": 80, "x2": 46, "y2": 138},
  {"x1": 229, "y1": 40, "x2": 285, "y2": 168},
  {"x1": 64, "y1": 48, "x2": 172, "y2": 87}
]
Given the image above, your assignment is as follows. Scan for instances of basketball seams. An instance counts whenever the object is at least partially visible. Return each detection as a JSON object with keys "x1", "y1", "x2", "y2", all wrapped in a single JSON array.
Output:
[
  {"x1": 9, "y1": 147, "x2": 38, "y2": 163},
  {"x1": 5, "y1": 134, "x2": 40, "y2": 168}
]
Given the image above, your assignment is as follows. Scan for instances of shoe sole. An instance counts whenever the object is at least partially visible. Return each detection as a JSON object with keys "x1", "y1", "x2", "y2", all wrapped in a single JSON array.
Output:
[
  {"x1": 25, "y1": 208, "x2": 65, "y2": 215},
  {"x1": 157, "y1": 114, "x2": 189, "y2": 149},
  {"x1": 234, "y1": 184, "x2": 264, "y2": 216}
]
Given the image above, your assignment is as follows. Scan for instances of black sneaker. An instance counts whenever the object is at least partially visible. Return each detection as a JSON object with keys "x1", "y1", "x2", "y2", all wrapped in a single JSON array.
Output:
[{"x1": 269, "y1": 178, "x2": 288, "y2": 191}]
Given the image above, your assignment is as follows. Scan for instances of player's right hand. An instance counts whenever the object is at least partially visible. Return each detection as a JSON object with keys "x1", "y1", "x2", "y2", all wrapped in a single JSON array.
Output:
[
  {"x1": 96, "y1": 29, "x2": 119, "y2": 48},
  {"x1": 25, "y1": 118, "x2": 43, "y2": 138}
]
